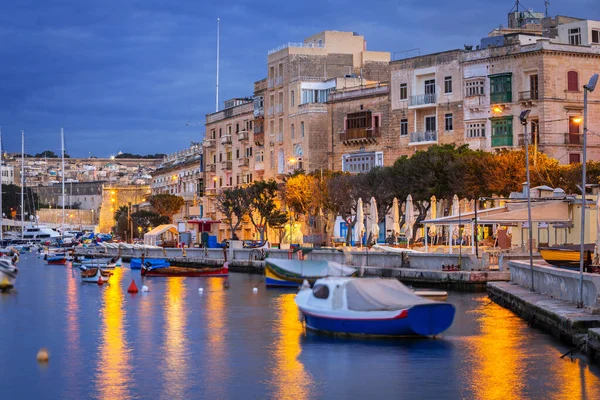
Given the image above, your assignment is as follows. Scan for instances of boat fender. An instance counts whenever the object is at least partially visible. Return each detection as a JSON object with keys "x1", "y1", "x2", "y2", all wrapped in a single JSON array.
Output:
[
  {"x1": 36, "y1": 348, "x2": 49, "y2": 363},
  {"x1": 223, "y1": 261, "x2": 229, "y2": 270},
  {"x1": 301, "y1": 279, "x2": 311, "y2": 290},
  {"x1": 198, "y1": 288, "x2": 204, "y2": 293},
  {"x1": 141, "y1": 285, "x2": 149, "y2": 292},
  {"x1": 253, "y1": 287, "x2": 258, "y2": 293}
]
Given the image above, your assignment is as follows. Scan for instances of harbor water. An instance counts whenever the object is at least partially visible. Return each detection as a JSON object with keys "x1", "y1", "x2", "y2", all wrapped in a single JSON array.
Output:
[{"x1": 1, "y1": 252, "x2": 600, "y2": 399}]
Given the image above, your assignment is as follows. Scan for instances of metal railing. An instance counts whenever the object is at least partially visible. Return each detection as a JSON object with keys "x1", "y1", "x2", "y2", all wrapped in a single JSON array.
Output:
[
  {"x1": 340, "y1": 127, "x2": 381, "y2": 142},
  {"x1": 238, "y1": 131, "x2": 249, "y2": 141},
  {"x1": 220, "y1": 135, "x2": 232, "y2": 145},
  {"x1": 409, "y1": 93, "x2": 437, "y2": 107},
  {"x1": 329, "y1": 85, "x2": 389, "y2": 101},
  {"x1": 409, "y1": 131, "x2": 437, "y2": 144},
  {"x1": 519, "y1": 90, "x2": 539, "y2": 101},
  {"x1": 268, "y1": 42, "x2": 325, "y2": 55},
  {"x1": 565, "y1": 133, "x2": 583, "y2": 145},
  {"x1": 203, "y1": 138, "x2": 215, "y2": 148},
  {"x1": 238, "y1": 158, "x2": 249, "y2": 167},
  {"x1": 205, "y1": 164, "x2": 216, "y2": 173},
  {"x1": 221, "y1": 161, "x2": 232, "y2": 170}
]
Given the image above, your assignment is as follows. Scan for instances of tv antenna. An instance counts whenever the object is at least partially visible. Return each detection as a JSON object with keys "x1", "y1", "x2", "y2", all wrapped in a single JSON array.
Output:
[{"x1": 544, "y1": 0, "x2": 550, "y2": 17}]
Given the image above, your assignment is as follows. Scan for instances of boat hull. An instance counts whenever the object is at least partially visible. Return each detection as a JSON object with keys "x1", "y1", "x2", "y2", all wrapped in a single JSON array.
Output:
[
  {"x1": 0, "y1": 269, "x2": 17, "y2": 291},
  {"x1": 539, "y1": 246, "x2": 593, "y2": 268},
  {"x1": 80, "y1": 268, "x2": 112, "y2": 283},
  {"x1": 300, "y1": 303, "x2": 455, "y2": 337},
  {"x1": 141, "y1": 265, "x2": 228, "y2": 277},
  {"x1": 46, "y1": 258, "x2": 67, "y2": 265}
]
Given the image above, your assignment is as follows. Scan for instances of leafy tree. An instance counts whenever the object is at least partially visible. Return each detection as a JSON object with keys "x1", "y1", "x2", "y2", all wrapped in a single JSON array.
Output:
[
  {"x1": 131, "y1": 210, "x2": 169, "y2": 235},
  {"x1": 148, "y1": 194, "x2": 184, "y2": 220},
  {"x1": 326, "y1": 173, "x2": 361, "y2": 245},
  {"x1": 355, "y1": 167, "x2": 396, "y2": 223},
  {"x1": 216, "y1": 187, "x2": 247, "y2": 239},
  {"x1": 244, "y1": 180, "x2": 286, "y2": 241}
]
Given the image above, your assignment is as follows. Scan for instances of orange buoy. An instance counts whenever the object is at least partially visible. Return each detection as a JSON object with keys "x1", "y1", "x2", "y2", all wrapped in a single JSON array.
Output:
[{"x1": 127, "y1": 279, "x2": 139, "y2": 293}]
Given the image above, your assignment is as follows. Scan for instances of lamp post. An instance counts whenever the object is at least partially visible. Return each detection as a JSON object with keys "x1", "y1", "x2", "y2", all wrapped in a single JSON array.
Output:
[
  {"x1": 578, "y1": 73, "x2": 599, "y2": 308},
  {"x1": 519, "y1": 109, "x2": 534, "y2": 291}
]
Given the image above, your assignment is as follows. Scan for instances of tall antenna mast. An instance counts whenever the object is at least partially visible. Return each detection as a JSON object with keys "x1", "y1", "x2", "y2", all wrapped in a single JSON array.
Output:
[
  {"x1": 61, "y1": 128, "x2": 66, "y2": 230},
  {"x1": 21, "y1": 130, "x2": 25, "y2": 239},
  {"x1": 544, "y1": 0, "x2": 550, "y2": 17},
  {"x1": 216, "y1": 17, "x2": 220, "y2": 112}
]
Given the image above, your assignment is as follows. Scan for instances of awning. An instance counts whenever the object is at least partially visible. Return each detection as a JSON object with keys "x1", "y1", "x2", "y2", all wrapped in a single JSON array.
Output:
[
  {"x1": 187, "y1": 219, "x2": 221, "y2": 232},
  {"x1": 144, "y1": 224, "x2": 179, "y2": 246},
  {"x1": 478, "y1": 201, "x2": 570, "y2": 224},
  {"x1": 421, "y1": 205, "x2": 506, "y2": 225}
]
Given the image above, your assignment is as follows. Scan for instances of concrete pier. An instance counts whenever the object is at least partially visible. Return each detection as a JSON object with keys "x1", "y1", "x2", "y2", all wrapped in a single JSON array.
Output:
[{"x1": 488, "y1": 281, "x2": 600, "y2": 363}]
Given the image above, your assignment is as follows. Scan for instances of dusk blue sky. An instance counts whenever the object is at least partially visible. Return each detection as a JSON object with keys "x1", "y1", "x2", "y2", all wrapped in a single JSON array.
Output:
[{"x1": 1, "y1": 0, "x2": 598, "y2": 157}]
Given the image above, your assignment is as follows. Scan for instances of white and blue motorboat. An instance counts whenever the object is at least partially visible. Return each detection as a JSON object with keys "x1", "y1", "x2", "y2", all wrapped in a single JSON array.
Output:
[
  {"x1": 295, "y1": 277, "x2": 455, "y2": 337},
  {"x1": 0, "y1": 255, "x2": 19, "y2": 291}
]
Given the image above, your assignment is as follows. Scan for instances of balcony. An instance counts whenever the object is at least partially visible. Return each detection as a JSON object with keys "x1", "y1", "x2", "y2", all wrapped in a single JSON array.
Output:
[
  {"x1": 254, "y1": 131, "x2": 264, "y2": 146},
  {"x1": 238, "y1": 157, "x2": 250, "y2": 168},
  {"x1": 221, "y1": 160, "x2": 232, "y2": 170},
  {"x1": 296, "y1": 102, "x2": 327, "y2": 115},
  {"x1": 205, "y1": 188, "x2": 217, "y2": 196},
  {"x1": 409, "y1": 93, "x2": 437, "y2": 108},
  {"x1": 517, "y1": 133, "x2": 540, "y2": 146},
  {"x1": 491, "y1": 134, "x2": 513, "y2": 147},
  {"x1": 220, "y1": 135, "x2": 232, "y2": 145},
  {"x1": 238, "y1": 131, "x2": 249, "y2": 141},
  {"x1": 276, "y1": 133, "x2": 284, "y2": 143},
  {"x1": 203, "y1": 138, "x2": 215, "y2": 148},
  {"x1": 409, "y1": 131, "x2": 437, "y2": 145},
  {"x1": 205, "y1": 164, "x2": 217, "y2": 173},
  {"x1": 254, "y1": 161, "x2": 264, "y2": 172},
  {"x1": 340, "y1": 127, "x2": 381, "y2": 145},
  {"x1": 490, "y1": 91, "x2": 512, "y2": 105},
  {"x1": 519, "y1": 90, "x2": 539, "y2": 102},
  {"x1": 565, "y1": 133, "x2": 583, "y2": 145}
]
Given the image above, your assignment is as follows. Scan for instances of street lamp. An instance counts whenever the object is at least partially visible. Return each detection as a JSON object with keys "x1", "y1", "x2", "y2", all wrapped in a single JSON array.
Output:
[
  {"x1": 519, "y1": 109, "x2": 535, "y2": 291},
  {"x1": 578, "y1": 73, "x2": 599, "y2": 308}
]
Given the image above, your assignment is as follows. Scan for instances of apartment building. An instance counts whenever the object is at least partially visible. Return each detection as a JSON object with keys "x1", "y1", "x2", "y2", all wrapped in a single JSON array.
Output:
[
  {"x1": 1, "y1": 165, "x2": 15, "y2": 185},
  {"x1": 151, "y1": 143, "x2": 203, "y2": 221},
  {"x1": 203, "y1": 98, "x2": 255, "y2": 232},
  {"x1": 264, "y1": 31, "x2": 389, "y2": 178}
]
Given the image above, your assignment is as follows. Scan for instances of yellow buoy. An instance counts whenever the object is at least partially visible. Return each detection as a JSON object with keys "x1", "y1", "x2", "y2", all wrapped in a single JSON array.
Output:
[{"x1": 36, "y1": 348, "x2": 49, "y2": 363}]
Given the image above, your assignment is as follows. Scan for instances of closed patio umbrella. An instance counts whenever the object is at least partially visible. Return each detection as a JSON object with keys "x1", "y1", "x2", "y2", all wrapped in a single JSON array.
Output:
[
  {"x1": 369, "y1": 197, "x2": 380, "y2": 246},
  {"x1": 355, "y1": 198, "x2": 365, "y2": 247},
  {"x1": 404, "y1": 195, "x2": 415, "y2": 245},
  {"x1": 392, "y1": 197, "x2": 401, "y2": 238}
]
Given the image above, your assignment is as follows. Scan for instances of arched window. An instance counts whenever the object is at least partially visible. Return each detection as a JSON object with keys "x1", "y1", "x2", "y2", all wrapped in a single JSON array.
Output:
[{"x1": 567, "y1": 71, "x2": 579, "y2": 91}]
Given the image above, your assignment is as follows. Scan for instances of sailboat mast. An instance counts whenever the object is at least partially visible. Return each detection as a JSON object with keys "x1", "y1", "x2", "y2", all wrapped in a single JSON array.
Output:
[
  {"x1": 61, "y1": 128, "x2": 66, "y2": 230},
  {"x1": 21, "y1": 130, "x2": 25, "y2": 239},
  {"x1": 216, "y1": 17, "x2": 220, "y2": 112},
  {"x1": 0, "y1": 126, "x2": 3, "y2": 241}
]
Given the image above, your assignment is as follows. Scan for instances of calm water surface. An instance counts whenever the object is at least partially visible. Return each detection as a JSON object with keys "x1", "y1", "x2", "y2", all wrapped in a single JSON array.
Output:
[{"x1": 1, "y1": 252, "x2": 600, "y2": 399}]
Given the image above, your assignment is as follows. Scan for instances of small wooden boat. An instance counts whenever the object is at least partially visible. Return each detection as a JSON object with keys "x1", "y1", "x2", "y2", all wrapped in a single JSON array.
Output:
[
  {"x1": 539, "y1": 244, "x2": 594, "y2": 269},
  {"x1": 0, "y1": 257, "x2": 19, "y2": 291},
  {"x1": 79, "y1": 266, "x2": 113, "y2": 283},
  {"x1": 46, "y1": 254, "x2": 67, "y2": 265},
  {"x1": 295, "y1": 277, "x2": 456, "y2": 337},
  {"x1": 141, "y1": 263, "x2": 228, "y2": 277},
  {"x1": 265, "y1": 258, "x2": 357, "y2": 288}
]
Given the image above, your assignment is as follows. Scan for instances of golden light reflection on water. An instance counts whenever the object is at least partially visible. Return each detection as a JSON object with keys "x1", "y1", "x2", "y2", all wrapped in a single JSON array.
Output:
[
  {"x1": 203, "y1": 278, "x2": 227, "y2": 398},
  {"x1": 64, "y1": 269, "x2": 81, "y2": 396},
  {"x1": 549, "y1": 347, "x2": 600, "y2": 399},
  {"x1": 96, "y1": 268, "x2": 132, "y2": 400},
  {"x1": 467, "y1": 296, "x2": 524, "y2": 400},
  {"x1": 161, "y1": 278, "x2": 188, "y2": 398},
  {"x1": 270, "y1": 294, "x2": 312, "y2": 400}
]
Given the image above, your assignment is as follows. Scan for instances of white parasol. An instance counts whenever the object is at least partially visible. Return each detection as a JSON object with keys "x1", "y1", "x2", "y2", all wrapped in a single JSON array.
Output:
[
  {"x1": 355, "y1": 198, "x2": 365, "y2": 246},
  {"x1": 392, "y1": 197, "x2": 401, "y2": 237},
  {"x1": 428, "y1": 196, "x2": 437, "y2": 236},
  {"x1": 404, "y1": 194, "x2": 415, "y2": 243},
  {"x1": 369, "y1": 197, "x2": 380, "y2": 245}
]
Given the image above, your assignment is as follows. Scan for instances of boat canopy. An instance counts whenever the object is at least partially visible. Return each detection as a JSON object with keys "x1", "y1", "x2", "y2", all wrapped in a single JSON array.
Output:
[
  {"x1": 144, "y1": 224, "x2": 179, "y2": 246},
  {"x1": 345, "y1": 279, "x2": 431, "y2": 311},
  {"x1": 267, "y1": 258, "x2": 356, "y2": 278}
]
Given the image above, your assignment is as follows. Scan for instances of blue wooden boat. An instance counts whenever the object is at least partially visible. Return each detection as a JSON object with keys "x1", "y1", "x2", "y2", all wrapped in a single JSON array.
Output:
[
  {"x1": 265, "y1": 258, "x2": 356, "y2": 288},
  {"x1": 129, "y1": 258, "x2": 170, "y2": 270},
  {"x1": 295, "y1": 277, "x2": 455, "y2": 337}
]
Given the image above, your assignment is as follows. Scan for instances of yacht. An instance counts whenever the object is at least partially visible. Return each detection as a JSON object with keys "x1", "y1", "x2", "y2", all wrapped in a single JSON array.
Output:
[{"x1": 22, "y1": 226, "x2": 61, "y2": 241}]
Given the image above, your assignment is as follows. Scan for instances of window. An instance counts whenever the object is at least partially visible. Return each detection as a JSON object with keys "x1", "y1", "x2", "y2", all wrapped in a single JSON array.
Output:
[
  {"x1": 399, "y1": 83, "x2": 408, "y2": 100},
  {"x1": 400, "y1": 119, "x2": 408, "y2": 136},
  {"x1": 568, "y1": 116, "x2": 582, "y2": 144},
  {"x1": 491, "y1": 117, "x2": 513, "y2": 147},
  {"x1": 291, "y1": 124, "x2": 295, "y2": 139},
  {"x1": 301, "y1": 122, "x2": 305, "y2": 137},
  {"x1": 593, "y1": 29, "x2": 600, "y2": 44},
  {"x1": 466, "y1": 122, "x2": 486, "y2": 138},
  {"x1": 342, "y1": 152, "x2": 378, "y2": 173},
  {"x1": 569, "y1": 28, "x2": 581, "y2": 46},
  {"x1": 569, "y1": 153, "x2": 581, "y2": 164},
  {"x1": 236, "y1": 149, "x2": 240, "y2": 159},
  {"x1": 529, "y1": 74, "x2": 539, "y2": 100},
  {"x1": 444, "y1": 113, "x2": 453, "y2": 131},
  {"x1": 291, "y1": 90, "x2": 295, "y2": 107},
  {"x1": 346, "y1": 111, "x2": 371, "y2": 130},
  {"x1": 490, "y1": 73, "x2": 512, "y2": 104},
  {"x1": 301, "y1": 88, "x2": 331, "y2": 104},
  {"x1": 567, "y1": 71, "x2": 579, "y2": 91},
  {"x1": 424, "y1": 79, "x2": 436, "y2": 94},
  {"x1": 425, "y1": 116, "x2": 436, "y2": 132},
  {"x1": 312, "y1": 284, "x2": 330, "y2": 299},
  {"x1": 270, "y1": 150, "x2": 274, "y2": 168},
  {"x1": 465, "y1": 80, "x2": 484, "y2": 96},
  {"x1": 444, "y1": 76, "x2": 453, "y2": 94}
]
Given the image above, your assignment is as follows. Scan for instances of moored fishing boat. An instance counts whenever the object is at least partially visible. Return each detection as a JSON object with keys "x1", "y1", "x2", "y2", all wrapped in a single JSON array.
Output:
[
  {"x1": 46, "y1": 253, "x2": 67, "y2": 265},
  {"x1": 265, "y1": 258, "x2": 357, "y2": 288},
  {"x1": 0, "y1": 256, "x2": 19, "y2": 292},
  {"x1": 538, "y1": 244, "x2": 594, "y2": 269},
  {"x1": 79, "y1": 266, "x2": 113, "y2": 283},
  {"x1": 141, "y1": 263, "x2": 228, "y2": 277},
  {"x1": 295, "y1": 277, "x2": 456, "y2": 337}
]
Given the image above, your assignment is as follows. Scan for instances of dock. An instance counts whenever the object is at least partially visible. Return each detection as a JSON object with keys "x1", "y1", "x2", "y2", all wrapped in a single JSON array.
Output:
[{"x1": 488, "y1": 281, "x2": 600, "y2": 363}]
